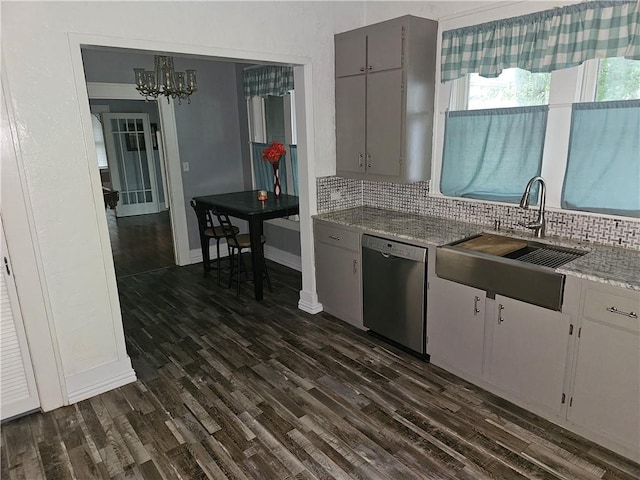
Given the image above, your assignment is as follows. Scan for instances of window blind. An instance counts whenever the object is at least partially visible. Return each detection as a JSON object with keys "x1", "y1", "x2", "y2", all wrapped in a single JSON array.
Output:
[
  {"x1": 562, "y1": 100, "x2": 640, "y2": 217},
  {"x1": 441, "y1": 106, "x2": 548, "y2": 202}
]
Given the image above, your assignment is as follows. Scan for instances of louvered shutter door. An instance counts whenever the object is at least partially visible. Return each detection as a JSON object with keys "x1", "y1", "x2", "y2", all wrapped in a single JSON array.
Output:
[{"x1": 1, "y1": 222, "x2": 39, "y2": 419}]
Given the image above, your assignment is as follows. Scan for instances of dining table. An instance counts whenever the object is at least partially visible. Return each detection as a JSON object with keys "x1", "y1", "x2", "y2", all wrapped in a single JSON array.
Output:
[{"x1": 192, "y1": 190, "x2": 300, "y2": 300}]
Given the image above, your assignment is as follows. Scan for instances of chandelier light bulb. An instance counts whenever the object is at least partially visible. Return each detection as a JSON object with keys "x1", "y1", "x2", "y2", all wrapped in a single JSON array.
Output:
[{"x1": 133, "y1": 55, "x2": 197, "y2": 104}]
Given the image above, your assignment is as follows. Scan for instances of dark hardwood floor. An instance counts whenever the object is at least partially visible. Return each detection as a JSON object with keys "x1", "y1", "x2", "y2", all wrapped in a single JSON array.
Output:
[
  {"x1": 107, "y1": 209, "x2": 175, "y2": 278},
  {"x1": 2, "y1": 262, "x2": 639, "y2": 479}
]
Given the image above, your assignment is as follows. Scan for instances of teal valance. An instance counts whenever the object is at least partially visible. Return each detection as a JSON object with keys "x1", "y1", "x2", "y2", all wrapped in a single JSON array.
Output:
[
  {"x1": 243, "y1": 65, "x2": 294, "y2": 98},
  {"x1": 441, "y1": 1, "x2": 640, "y2": 83}
]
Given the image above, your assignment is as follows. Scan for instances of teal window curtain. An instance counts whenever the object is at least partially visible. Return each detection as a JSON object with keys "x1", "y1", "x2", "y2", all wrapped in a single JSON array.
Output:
[
  {"x1": 441, "y1": 1, "x2": 640, "y2": 82},
  {"x1": 243, "y1": 66, "x2": 294, "y2": 98},
  {"x1": 250, "y1": 142, "x2": 289, "y2": 194},
  {"x1": 289, "y1": 145, "x2": 299, "y2": 196},
  {"x1": 562, "y1": 100, "x2": 640, "y2": 217},
  {"x1": 441, "y1": 106, "x2": 548, "y2": 202}
]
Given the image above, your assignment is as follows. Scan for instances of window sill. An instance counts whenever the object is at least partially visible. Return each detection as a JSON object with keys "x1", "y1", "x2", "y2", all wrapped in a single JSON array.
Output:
[{"x1": 265, "y1": 217, "x2": 300, "y2": 232}]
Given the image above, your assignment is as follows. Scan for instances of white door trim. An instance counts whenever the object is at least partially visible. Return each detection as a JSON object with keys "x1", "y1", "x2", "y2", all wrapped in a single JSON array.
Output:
[
  {"x1": 86, "y1": 81, "x2": 191, "y2": 266},
  {"x1": 1, "y1": 69, "x2": 66, "y2": 411},
  {"x1": 70, "y1": 32, "x2": 321, "y2": 313}
]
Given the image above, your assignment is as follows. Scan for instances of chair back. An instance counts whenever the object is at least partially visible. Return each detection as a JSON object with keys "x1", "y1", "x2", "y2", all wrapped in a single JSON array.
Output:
[
  {"x1": 190, "y1": 200, "x2": 216, "y2": 231},
  {"x1": 212, "y1": 210, "x2": 240, "y2": 242}
]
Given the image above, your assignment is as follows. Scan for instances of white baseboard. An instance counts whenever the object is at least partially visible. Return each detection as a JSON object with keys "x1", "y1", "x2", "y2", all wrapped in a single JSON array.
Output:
[
  {"x1": 65, "y1": 357, "x2": 136, "y2": 404},
  {"x1": 189, "y1": 243, "x2": 301, "y2": 273},
  {"x1": 298, "y1": 289, "x2": 323, "y2": 314},
  {"x1": 264, "y1": 245, "x2": 301, "y2": 272}
]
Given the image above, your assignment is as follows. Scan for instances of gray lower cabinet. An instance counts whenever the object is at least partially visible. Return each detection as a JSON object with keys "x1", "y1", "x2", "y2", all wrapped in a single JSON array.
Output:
[
  {"x1": 567, "y1": 282, "x2": 640, "y2": 460},
  {"x1": 489, "y1": 295, "x2": 571, "y2": 415},
  {"x1": 334, "y1": 15, "x2": 437, "y2": 183},
  {"x1": 429, "y1": 270, "x2": 640, "y2": 461},
  {"x1": 427, "y1": 276, "x2": 486, "y2": 379},
  {"x1": 314, "y1": 221, "x2": 362, "y2": 329}
]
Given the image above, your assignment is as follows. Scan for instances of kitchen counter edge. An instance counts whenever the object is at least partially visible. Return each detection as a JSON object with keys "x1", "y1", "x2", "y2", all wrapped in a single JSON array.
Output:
[{"x1": 314, "y1": 207, "x2": 640, "y2": 292}]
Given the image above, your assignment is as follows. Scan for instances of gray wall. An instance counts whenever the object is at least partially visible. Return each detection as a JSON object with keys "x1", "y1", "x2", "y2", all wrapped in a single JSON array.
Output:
[
  {"x1": 82, "y1": 49, "x2": 251, "y2": 250},
  {"x1": 82, "y1": 48, "x2": 300, "y2": 259}
]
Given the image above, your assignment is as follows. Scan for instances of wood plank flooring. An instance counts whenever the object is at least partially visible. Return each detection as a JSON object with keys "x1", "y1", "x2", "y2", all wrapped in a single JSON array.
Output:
[
  {"x1": 2, "y1": 262, "x2": 639, "y2": 479},
  {"x1": 107, "y1": 209, "x2": 175, "y2": 278}
]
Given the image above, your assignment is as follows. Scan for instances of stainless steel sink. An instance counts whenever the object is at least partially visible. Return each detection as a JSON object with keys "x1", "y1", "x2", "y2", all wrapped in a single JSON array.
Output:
[{"x1": 436, "y1": 234, "x2": 588, "y2": 311}]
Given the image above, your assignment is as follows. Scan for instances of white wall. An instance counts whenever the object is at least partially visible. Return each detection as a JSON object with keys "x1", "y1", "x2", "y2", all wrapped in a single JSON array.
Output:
[
  {"x1": 1, "y1": 1, "x2": 366, "y2": 407},
  {"x1": 1, "y1": 0, "x2": 580, "y2": 408}
]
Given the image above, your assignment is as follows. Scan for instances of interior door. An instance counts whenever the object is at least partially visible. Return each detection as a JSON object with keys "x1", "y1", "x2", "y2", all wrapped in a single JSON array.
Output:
[
  {"x1": 1, "y1": 218, "x2": 40, "y2": 420},
  {"x1": 102, "y1": 113, "x2": 160, "y2": 217}
]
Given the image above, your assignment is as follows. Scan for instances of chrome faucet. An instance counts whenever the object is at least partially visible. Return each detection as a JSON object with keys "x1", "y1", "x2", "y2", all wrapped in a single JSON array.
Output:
[{"x1": 518, "y1": 176, "x2": 546, "y2": 238}]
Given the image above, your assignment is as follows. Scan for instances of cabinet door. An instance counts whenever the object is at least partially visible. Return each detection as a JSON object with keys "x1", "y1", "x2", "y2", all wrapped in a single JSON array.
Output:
[
  {"x1": 428, "y1": 277, "x2": 485, "y2": 378},
  {"x1": 315, "y1": 242, "x2": 362, "y2": 329},
  {"x1": 568, "y1": 319, "x2": 640, "y2": 452},
  {"x1": 490, "y1": 295, "x2": 570, "y2": 414},
  {"x1": 335, "y1": 32, "x2": 366, "y2": 77},
  {"x1": 366, "y1": 69, "x2": 403, "y2": 177},
  {"x1": 336, "y1": 76, "x2": 366, "y2": 176},
  {"x1": 366, "y1": 20, "x2": 403, "y2": 72},
  {"x1": 1, "y1": 224, "x2": 40, "y2": 420}
]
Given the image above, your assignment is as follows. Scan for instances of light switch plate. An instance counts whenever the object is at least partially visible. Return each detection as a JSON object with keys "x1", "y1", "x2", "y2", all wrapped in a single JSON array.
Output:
[{"x1": 182, "y1": 162, "x2": 190, "y2": 172}]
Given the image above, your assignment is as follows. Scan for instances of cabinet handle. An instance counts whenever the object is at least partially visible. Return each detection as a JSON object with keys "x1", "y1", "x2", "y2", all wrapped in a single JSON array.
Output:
[
  {"x1": 367, "y1": 65, "x2": 373, "y2": 71},
  {"x1": 358, "y1": 153, "x2": 364, "y2": 167},
  {"x1": 328, "y1": 235, "x2": 340, "y2": 241},
  {"x1": 360, "y1": 66, "x2": 365, "y2": 72},
  {"x1": 366, "y1": 153, "x2": 372, "y2": 168},
  {"x1": 473, "y1": 296, "x2": 480, "y2": 316},
  {"x1": 353, "y1": 259, "x2": 358, "y2": 274},
  {"x1": 498, "y1": 304, "x2": 505, "y2": 324},
  {"x1": 606, "y1": 306, "x2": 637, "y2": 319}
]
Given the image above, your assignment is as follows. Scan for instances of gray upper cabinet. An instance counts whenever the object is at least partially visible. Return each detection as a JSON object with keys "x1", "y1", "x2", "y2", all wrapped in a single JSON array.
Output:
[{"x1": 335, "y1": 15, "x2": 437, "y2": 183}]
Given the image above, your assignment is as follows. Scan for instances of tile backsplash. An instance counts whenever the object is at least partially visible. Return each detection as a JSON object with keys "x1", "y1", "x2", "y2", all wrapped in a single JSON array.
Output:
[{"x1": 316, "y1": 176, "x2": 640, "y2": 250}]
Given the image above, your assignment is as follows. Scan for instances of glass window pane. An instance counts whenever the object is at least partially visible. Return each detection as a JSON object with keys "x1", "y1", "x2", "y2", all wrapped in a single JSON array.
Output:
[
  {"x1": 468, "y1": 68, "x2": 550, "y2": 110},
  {"x1": 141, "y1": 153, "x2": 151, "y2": 188},
  {"x1": 596, "y1": 58, "x2": 640, "y2": 101},
  {"x1": 265, "y1": 96, "x2": 286, "y2": 143},
  {"x1": 91, "y1": 114, "x2": 108, "y2": 169}
]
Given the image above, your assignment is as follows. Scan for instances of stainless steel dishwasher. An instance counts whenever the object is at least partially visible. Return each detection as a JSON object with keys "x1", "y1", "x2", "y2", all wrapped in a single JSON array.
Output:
[{"x1": 361, "y1": 235, "x2": 427, "y2": 355}]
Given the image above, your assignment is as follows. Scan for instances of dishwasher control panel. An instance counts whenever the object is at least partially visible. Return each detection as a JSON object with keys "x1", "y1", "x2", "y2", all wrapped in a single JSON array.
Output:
[{"x1": 362, "y1": 235, "x2": 426, "y2": 262}]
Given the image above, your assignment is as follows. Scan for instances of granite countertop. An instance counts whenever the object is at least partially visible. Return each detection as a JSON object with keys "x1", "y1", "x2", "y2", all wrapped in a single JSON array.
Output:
[{"x1": 315, "y1": 206, "x2": 640, "y2": 291}]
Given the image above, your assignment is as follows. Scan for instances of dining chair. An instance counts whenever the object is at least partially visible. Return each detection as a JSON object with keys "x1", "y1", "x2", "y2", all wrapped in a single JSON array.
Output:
[
  {"x1": 190, "y1": 200, "x2": 239, "y2": 284},
  {"x1": 212, "y1": 210, "x2": 272, "y2": 298}
]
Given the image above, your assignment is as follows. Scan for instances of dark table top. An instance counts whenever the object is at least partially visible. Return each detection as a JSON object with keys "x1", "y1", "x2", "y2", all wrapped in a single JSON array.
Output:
[{"x1": 193, "y1": 190, "x2": 299, "y2": 220}]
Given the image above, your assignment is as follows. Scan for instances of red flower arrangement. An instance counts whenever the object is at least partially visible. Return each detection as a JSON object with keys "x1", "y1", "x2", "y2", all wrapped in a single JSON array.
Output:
[{"x1": 262, "y1": 141, "x2": 286, "y2": 164}]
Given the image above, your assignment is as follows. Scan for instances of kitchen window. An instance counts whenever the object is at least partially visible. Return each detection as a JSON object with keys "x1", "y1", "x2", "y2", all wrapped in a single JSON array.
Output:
[
  {"x1": 247, "y1": 92, "x2": 298, "y2": 196},
  {"x1": 91, "y1": 113, "x2": 108, "y2": 169},
  {"x1": 466, "y1": 69, "x2": 551, "y2": 110},
  {"x1": 440, "y1": 63, "x2": 640, "y2": 217},
  {"x1": 561, "y1": 58, "x2": 640, "y2": 217},
  {"x1": 437, "y1": 1, "x2": 639, "y2": 218},
  {"x1": 441, "y1": 70, "x2": 549, "y2": 203}
]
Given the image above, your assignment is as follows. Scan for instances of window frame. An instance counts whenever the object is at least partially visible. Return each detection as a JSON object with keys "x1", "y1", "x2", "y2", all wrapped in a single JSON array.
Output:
[
  {"x1": 246, "y1": 91, "x2": 299, "y2": 226},
  {"x1": 433, "y1": 58, "x2": 637, "y2": 219}
]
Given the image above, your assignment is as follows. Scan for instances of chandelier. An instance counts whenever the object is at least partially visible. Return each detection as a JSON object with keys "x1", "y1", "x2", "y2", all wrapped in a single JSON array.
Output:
[{"x1": 133, "y1": 55, "x2": 197, "y2": 104}]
